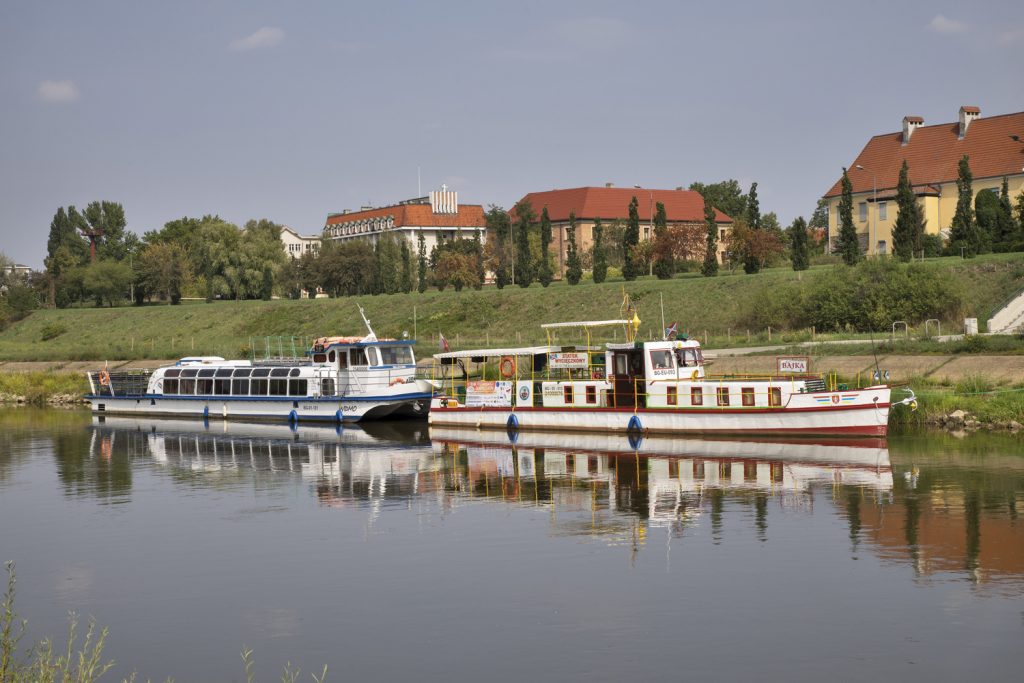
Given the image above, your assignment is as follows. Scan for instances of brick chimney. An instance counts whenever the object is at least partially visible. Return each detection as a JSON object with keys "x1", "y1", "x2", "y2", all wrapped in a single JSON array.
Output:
[
  {"x1": 902, "y1": 115, "x2": 924, "y2": 145},
  {"x1": 958, "y1": 106, "x2": 980, "y2": 139},
  {"x1": 605, "y1": 182, "x2": 614, "y2": 188}
]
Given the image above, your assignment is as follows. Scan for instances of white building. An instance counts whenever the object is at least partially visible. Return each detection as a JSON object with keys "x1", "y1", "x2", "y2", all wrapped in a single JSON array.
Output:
[{"x1": 280, "y1": 226, "x2": 321, "y2": 259}]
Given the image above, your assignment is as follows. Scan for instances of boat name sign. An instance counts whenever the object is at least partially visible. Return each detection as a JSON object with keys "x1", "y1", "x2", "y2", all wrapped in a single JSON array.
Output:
[
  {"x1": 777, "y1": 356, "x2": 810, "y2": 374},
  {"x1": 549, "y1": 352, "x2": 589, "y2": 369}
]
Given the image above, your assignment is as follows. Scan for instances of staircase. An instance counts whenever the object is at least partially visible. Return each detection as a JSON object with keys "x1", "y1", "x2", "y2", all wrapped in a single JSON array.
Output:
[{"x1": 988, "y1": 288, "x2": 1024, "y2": 334}]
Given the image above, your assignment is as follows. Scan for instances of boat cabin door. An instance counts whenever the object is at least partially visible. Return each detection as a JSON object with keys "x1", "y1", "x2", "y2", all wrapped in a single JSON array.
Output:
[{"x1": 610, "y1": 349, "x2": 645, "y2": 408}]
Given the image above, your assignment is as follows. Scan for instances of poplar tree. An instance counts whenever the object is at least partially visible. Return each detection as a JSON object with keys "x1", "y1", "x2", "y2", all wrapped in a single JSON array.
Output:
[
  {"x1": 538, "y1": 206, "x2": 553, "y2": 287},
  {"x1": 742, "y1": 182, "x2": 762, "y2": 274},
  {"x1": 472, "y1": 229, "x2": 485, "y2": 289},
  {"x1": 997, "y1": 176, "x2": 1017, "y2": 246},
  {"x1": 892, "y1": 160, "x2": 920, "y2": 261},
  {"x1": 514, "y1": 200, "x2": 535, "y2": 287},
  {"x1": 789, "y1": 216, "x2": 809, "y2": 271},
  {"x1": 400, "y1": 239, "x2": 413, "y2": 293},
  {"x1": 486, "y1": 205, "x2": 512, "y2": 289},
  {"x1": 652, "y1": 201, "x2": 673, "y2": 279},
  {"x1": 701, "y1": 197, "x2": 718, "y2": 277},
  {"x1": 622, "y1": 196, "x2": 640, "y2": 281},
  {"x1": 565, "y1": 211, "x2": 582, "y2": 285},
  {"x1": 950, "y1": 155, "x2": 979, "y2": 257},
  {"x1": 837, "y1": 168, "x2": 861, "y2": 265},
  {"x1": 417, "y1": 233, "x2": 427, "y2": 293},
  {"x1": 591, "y1": 217, "x2": 607, "y2": 284}
]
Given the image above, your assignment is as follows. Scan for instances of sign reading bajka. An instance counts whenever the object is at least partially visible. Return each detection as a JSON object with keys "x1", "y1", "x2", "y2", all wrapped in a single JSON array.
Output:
[
  {"x1": 549, "y1": 352, "x2": 589, "y2": 369},
  {"x1": 777, "y1": 356, "x2": 810, "y2": 374},
  {"x1": 465, "y1": 380, "x2": 513, "y2": 407}
]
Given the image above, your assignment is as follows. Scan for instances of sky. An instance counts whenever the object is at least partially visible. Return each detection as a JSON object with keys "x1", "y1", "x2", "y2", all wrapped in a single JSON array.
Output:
[{"x1": 1, "y1": 0, "x2": 1022, "y2": 267}]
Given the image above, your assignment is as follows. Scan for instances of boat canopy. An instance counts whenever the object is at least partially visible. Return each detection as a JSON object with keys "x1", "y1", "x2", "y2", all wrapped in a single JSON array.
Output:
[
  {"x1": 433, "y1": 345, "x2": 555, "y2": 360},
  {"x1": 540, "y1": 319, "x2": 631, "y2": 330}
]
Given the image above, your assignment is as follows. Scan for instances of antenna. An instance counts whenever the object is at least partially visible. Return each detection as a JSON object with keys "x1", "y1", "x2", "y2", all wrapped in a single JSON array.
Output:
[
  {"x1": 418, "y1": 166, "x2": 421, "y2": 197},
  {"x1": 356, "y1": 303, "x2": 377, "y2": 342}
]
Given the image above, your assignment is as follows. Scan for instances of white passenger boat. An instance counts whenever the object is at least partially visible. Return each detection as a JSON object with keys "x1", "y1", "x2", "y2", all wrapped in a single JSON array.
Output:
[
  {"x1": 428, "y1": 315, "x2": 915, "y2": 438},
  {"x1": 86, "y1": 309, "x2": 434, "y2": 423}
]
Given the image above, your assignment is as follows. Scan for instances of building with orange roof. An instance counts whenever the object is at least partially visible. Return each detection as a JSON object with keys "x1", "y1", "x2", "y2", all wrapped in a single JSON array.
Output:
[
  {"x1": 323, "y1": 186, "x2": 486, "y2": 255},
  {"x1": 512, "y1": 184, "x2": 734, "y2": 275},
  {"x1": 823, "y1": 106, "x2": 1024, "y2": 256}
]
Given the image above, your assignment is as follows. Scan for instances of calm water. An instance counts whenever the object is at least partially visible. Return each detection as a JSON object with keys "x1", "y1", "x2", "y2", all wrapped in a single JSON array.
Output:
[{"x1": 1, "y1": 409, "x2": 1022, "y2": 682}]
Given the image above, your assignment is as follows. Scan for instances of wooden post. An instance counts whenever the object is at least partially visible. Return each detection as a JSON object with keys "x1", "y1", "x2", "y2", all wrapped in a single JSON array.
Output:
[
  {"x1": 704, "y1": 330, "x2": 708, "y2": 345},
  {"x1": 131, "y1": 337, "x2": 135, "y2": 351},
  {"x1": 747, "y1": 329, "x2": 750, "y2": 342},
  {"x1": 727, "y1": 328, "x2": 731, "y2": 343},
  {"x1": 768, "y1": 326, "x2": 772, "y2": 342},
  {"x1": 811, "y1": 325, "x2": 815, "y2": 341},
  {"x1": 191, "y1": 337, "x2": 195, "y2": 350}
]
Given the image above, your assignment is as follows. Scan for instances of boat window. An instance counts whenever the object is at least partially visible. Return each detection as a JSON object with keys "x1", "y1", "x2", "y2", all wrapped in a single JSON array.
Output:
[
  {"x1": 585, "y1": 385, "x2": 597, "y2": 404},
  {"x1": 691, "y1": 387, "x2": 703, "y2": 406},
  {"x1": 717, "y1": 387, "x2": 730, "y2": 406},
  {"x1": 289, "y1": 368, "x2": 300, "y2": 377},
  {"x1": 197, "y1": 379, "x2": 213, "y2": 395},
  {"x1": 313, "y1": 354, "x2": 327, "y2": 363},
  {"x1": 233, "y1": 368, "x2": 252, "y2": 377},
  {"x1": 742, "y1": 387, "x2": 755, "y2": 407},
  {"x1": 269, "y1": 378, "x2": 288, "y2": 395},
  {"x1": 252, "y1": 368, "x2": 271, "y2": 377},
  {"x1": 351, "y1": 348, "x2": 369, "y2": 366},
  {"x1": 232, "y1": 379, "x2": 249, "y2": 395},
  {"x1": 337, "y1": 351, "x2": 348, "y2": 368},
  {"x1": 380, "y1": 346, "x2": 414, "y2": 365},
  {"x1": 215, "y1": 368, "x2": 233, "y2": 378},
  {"x1": 164, "y1": 369, "x2": 181, "y2": 378},
  {"x1": 563, "y1": 385, "x2": 574, "y2": 404},
  {"x1": 321, "y1": 378, "x2": 335, "y2": 396},
  {"x1": 181, "y1": 368, "x2": 198, "y2": 377},
  {"x1": 180, "y1": 379, "x2": 195, "y2": 394},
  {"x1": 667, "y1": 386, "x2": 678, "y2": 405},
  {"x1": 164, "y1": 379, "x2": 178, "y2": 394},
  {"x1": 215, "y1": 379, "x2": 232, "y2": 395},
  {"x1": 614, "y1": 355, "x2": 628, "y2": 375},
  {"x1": 198, "y1": 368, "x2": 215, "y2": 378},
  {"x1": 649, "y1": 349, "x2": 674, "y2": 370},
  {"x1": 288, "y1": 379, "x2": 308, "y2": 396},
  {"x1": 676, "y1": 349, "x2": 699, "y2": 367},
  {"x1": 270, "y1": 368, "x2": 289, "y2": 377},
  {"x1": 328, "y1": 350, "x2": 336, "y2": 363},
  {"x1": 251, "y1": 379, "x2": 268, "y2": 395},
  {"x1": 769, "y1": 387, "x2": 782, "y2": 407}
]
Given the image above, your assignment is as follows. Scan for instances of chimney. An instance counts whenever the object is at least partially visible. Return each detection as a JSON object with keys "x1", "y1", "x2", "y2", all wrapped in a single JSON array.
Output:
[
  {"x1": 605, "y1": 182, "x2": 614, "y2": 188},
  {"x1": 902, "y1": 115, "x2": 924, "y2": 145},
  {"x1": 958, "y1": 106, "x2": 980, "y2": 139}
]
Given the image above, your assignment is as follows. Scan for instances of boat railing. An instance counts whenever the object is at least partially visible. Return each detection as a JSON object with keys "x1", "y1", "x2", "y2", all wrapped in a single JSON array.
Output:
[{"x1": 87, "y1": 369, "x2": 153, "y2": 397}]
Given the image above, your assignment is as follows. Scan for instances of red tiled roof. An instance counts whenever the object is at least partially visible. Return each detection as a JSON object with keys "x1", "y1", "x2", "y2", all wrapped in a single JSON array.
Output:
[
  {"x1": 904, "y1": 116, "x2": 924, "y2": 123},
  {"x1": 824, "y1": 111, "x2": 1024, "y2": 198},
  {"x1": 325, "y1": 203, "x2": 486, "y2": 228},
  {"x1": 512, "y1": 187, "x2": 733, "y2": 224}
]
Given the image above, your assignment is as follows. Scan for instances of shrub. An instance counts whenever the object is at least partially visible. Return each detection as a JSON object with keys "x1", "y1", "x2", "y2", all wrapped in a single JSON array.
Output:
[{"x1": 40, "y1": 322, "x2": 68, "y2": 341}]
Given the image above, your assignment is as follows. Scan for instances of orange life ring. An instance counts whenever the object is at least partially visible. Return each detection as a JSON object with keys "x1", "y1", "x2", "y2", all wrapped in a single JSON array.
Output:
[
  {"x1": 390, "y1": 377, "x2": 406, "y2": 386},
  {"x1": 499, "y1": 356, "x2": 516, "y2": 379},
  {"x1": 98, "y1": 369, "x2": 111, "y2": 386}
]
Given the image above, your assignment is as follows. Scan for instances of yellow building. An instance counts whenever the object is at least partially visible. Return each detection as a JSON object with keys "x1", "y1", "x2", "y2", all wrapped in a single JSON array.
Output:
[{"x1": 823, "y1": 106, "x2": 1024, "y2": 255}]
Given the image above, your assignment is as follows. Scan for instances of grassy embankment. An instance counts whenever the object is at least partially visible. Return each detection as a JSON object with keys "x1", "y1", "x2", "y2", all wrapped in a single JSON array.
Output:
[{"x1": 2, "y1": 253, "x2": 1022, "y2": 362}]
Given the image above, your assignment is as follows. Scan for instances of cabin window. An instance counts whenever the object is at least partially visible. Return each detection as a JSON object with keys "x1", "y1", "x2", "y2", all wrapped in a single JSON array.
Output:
[
  {"x1": 337, "y1": 351, "x2": 348, "y2": 368},
  {"x1": 164, "y1": 379, "x2": 178, "y2": 394},
  {"x1": 269, "y1": 378, "x2": 288, "y2": 395},
  {"x1": 197, "y1": 379, "x2": 213, "y2": 395},
  {"x1": 563, "y1": 385, "x2": 574, "y2": 404},
  {"x1": 691, "y1": 387, "x2": 703, "y2": 406},
  {"x1": 328, "y1": 350, "x2": 336, "y2": 363},
  {"x1": 351, "y1": 348, "x2": 368, "y2": 366},
  {"x1": 214, "y1": 379, "x2": 232, "y2": 395},
  {"x1": 769, "y1": 387, "x2": 782, "y2": 407},
  {"x1": 233, "y1": 368, "x2": 252, "y2": 377},
  {"x1": 565, "y1": 453, "x2": 575, "y2": 471},
  {"x1": 717, "y1": 386, "x2": 730, "y2": 406},
  {"x1": 180, "y1": 379, "x2": 195, "y2": 394},
  {"x1": 668, "y1": 460, "x2": 679, "y2": 478},
  {"x1": 215, "y1": 368, "x2": 232, "y2": 378},
  {"x1": 181, "y1": 369, "x2": 198, "y2": 378},
  {"x1": 742, "y1": 387, "x2": 755, "y2": 407},
  {"x1": 164, "y1": 369, "x2": 181, "y2": 378},
  {"x1": 252, "y1": 368, "x2": 271, "y2": 377},
  {"x1": 198, "y1": 368, "x2": 215, "y2": 378},
  {"x1": 676, "y1": 349, "x2": 699, "y2": 367},
  {"x1": 251, "y1": 379, "x2": 268, "y2": 395},
  {"x1": 271, "y1": 368, "x2": 289, "y2": 377},
  {"x1": 232, "y1": 379, "x2": 249, "y2": 395},
  {"x1": 313, "y1": 354, "x2": 327, "y2": 363},
  {"x1": 289, "y1": 368, "x2": 300, "y2": 377},
  {"x1": 321, "y1": 378, "x2": 335, "y2": 396},
  {"x1": 585, "y1": 385, "x2": 597, "y2": 404},
  {"x1": 649, "y1": 349, "x2": 674, "y2": 370},
  {"x1": 667, "y1": 386, "x2": 678, "y2": 405},
  {"x1": 380, "y1": 346, "x2": 414, "y2": 365},
  {"x1": 288, "y1": 379, "x2": 308, "y2": 396},
  {"x1": 588, "y1": 456, "x2": 599, "y2": 474}
]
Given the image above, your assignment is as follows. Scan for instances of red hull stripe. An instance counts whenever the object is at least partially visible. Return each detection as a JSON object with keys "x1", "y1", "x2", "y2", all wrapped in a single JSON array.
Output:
[{"x1": 433, "y1": 403, "x2": 891, "y2": 415}]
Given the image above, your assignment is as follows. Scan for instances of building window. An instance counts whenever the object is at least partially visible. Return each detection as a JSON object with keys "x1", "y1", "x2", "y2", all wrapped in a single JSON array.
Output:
[
  {"x1": 741, "y1": 387, "x2": 755, "y2": 406},
  {"x1": 720, "y1": 229, "x2": 726, "y2": 241},
  {"x1": 667, "y1": 386, "x2": 678, "y2": 405},
  {"x1": 563, "y1": 385, "x2": 574, "y2": 404},
  {"x1": 878, "y1": 201, "x2": 888, "y2": 220},
  {"x1": 717, "y1": 386, "x2": 730, "y2": 406},
  {"x1": 769, "y1": 387, "x2": 782, "y2": 407},
  {"x1": 859, "y1": 202, "x2": 867, "y2": 222},
  {"x1": 585, "y1": 385, "x2": 597, "y2": 404},
  {"x1": 691, "y1": 387, "x2": 703, "y2": 406}
]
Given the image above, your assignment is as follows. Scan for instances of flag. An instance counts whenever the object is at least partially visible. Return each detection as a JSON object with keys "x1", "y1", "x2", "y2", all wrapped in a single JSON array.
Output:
[
  {"x1": 664, "y1": 322, "x2": 678, "y2": 340},
  {"x1": 439, "y1": 332, "x2": 450, "y2": 352}
]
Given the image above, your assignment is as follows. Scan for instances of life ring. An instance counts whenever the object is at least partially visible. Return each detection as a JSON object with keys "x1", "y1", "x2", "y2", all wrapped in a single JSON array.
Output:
[
  {"x1": 499, "y1": 356, "x2": 516, "y2": 379},
  {"x1": 98, "y1": 369, "x2": 111, "y2": 386},
  {"x1": 389, "y1": 377, "x2": 406, "y2": 386},
  {"x1": 691, "y1": 369, "x2": 699, "y2": 381}
]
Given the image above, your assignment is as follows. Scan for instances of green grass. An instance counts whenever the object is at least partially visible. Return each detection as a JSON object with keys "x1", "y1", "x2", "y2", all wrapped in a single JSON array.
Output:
[
  {"x1": 1, "y1": 253, "x2": 1022, "y2": 362},
  {"x1": 767, "y1": 333, "x2": 1024, "y2": 357},
  {"x1": 0, "y1": 372, "x2": 89, "y2": 404}
]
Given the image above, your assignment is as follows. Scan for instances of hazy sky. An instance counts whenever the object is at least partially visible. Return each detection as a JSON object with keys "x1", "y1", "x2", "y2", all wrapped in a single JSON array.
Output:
[{"x1": 2, "y1": 0, "x2": 1021, "y2": 267}]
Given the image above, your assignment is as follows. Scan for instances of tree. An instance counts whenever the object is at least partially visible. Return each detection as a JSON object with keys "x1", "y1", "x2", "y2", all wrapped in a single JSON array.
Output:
[
  {"x1": 486, "y1": 205, "x2": 512, "y2": 289},
  {"x1": 82, "y1": 201, "x2": 131, "y2": 262},
  {"x1": 472, "y1": 229, "x2": 485, "y2": 289},
  {"x1": 565, "y1": 211, "x2": 582, "y2": 285},
  {"x1": 400, "y1": 239, "x2": 414, "y2": 293},
  {"x1": 137, "y1": 242, "x2": 188, "y2": 304},
  {"x1": 949, "y1": 155, "x2": 980, "y2": 257},
  {"x1": 742, "y1": 182, "x2": 762, "y2": 274},
  {"x1": 591, "y1": 217, "x2": 608, "y2": 284},
  {"x1": 996, "y1": 177, "x2": 1017, "y2": 247},
  {"x1": 622, "y1": 197, "x2": 641, "y2": 280},
  {"x1": 1016, "y1": 190, "x2": 1024, "y2": 235},
  {"x1": 538, "y1": 206, "x2": 554, "y2": 287},
  {"x1": 789, "y1": 216, "x2": 810, "y2": 271},
  {"x1": 730, "y1": 219, "x2": 783, "y2": 272},
  {"x1": 892, "y1": 160, "x2": 920, "y2": 261},
  {"x1": 837, "y1": 168, "x2": 861, "y2": 265},
  {"x1": 688, "y1": 180, "x2": 747, "y2": 220},
  {"x1": 417, "y1": 233, "x2": 428, "y2": 293},
  {"x1": 975, "y1": 190, "x2": 1001, "y2": 253},
  {"x1": 701, "y1": 197, "x2": 718, "y2": 277},
  {"x1": 652, "y1": 202, "x2": 673, "y2": 279},
  {"x1": 83, "y1": 259, "x2": 133, "y2": 307},
  {"x1": 44, "y1": 206, "x2": 90, "y2": 307},
  {"x1": 513, "y1": 200, "x2": 535, "y2": 287}
]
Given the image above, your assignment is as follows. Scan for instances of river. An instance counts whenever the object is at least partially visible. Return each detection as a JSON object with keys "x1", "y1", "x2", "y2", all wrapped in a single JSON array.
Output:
[{"x1": 1, "y1": 408, "x2": 1022, "y2": 681}]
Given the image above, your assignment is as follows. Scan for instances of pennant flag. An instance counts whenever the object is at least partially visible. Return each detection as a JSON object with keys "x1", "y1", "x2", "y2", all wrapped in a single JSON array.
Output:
[
  {"x1": 439, "y1": 332, "x2": 450, "y2": 352},
  {"x1": 664, "y1": 322, "x2": 678, "y2": 340}
]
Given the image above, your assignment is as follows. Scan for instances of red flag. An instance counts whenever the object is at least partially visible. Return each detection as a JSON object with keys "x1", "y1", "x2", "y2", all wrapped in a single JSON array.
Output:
[{"x1": 439, "y1": 333, "x2": 450, "y2": 352}]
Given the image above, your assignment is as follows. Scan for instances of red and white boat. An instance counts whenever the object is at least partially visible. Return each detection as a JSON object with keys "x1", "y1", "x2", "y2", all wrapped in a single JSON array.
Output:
[{"x1": 427, "y1": 317, "x2": 915, "y2": 438}]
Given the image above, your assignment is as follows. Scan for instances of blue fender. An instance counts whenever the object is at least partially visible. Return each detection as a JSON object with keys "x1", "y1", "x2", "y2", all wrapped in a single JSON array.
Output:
[
  {"x1": 202, "y1": 405, "x2": 209, "y2": 420},
  {"x1": 335, "y1": 409, "x2": 344, "y2": 423},
  {"x1": 506, "y1": 414, "x2": 519, "y2": 430},
  {"x1": 288, "y1": 409, "x2": 298, "y2": 424},
  {"x1": 627, "y1": 414, "x2": 643, "y2": 433}
]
